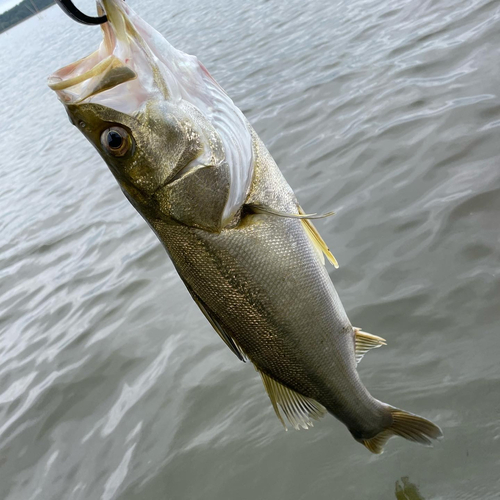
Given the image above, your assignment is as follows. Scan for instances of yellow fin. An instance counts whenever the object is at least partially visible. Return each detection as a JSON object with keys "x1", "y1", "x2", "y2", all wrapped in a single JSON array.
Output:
[
  {"x1": 361, "y1": 406, "x2": 443, "y2": 454},
  {"x1": 362, "y1": 429, "x2": 393, "y2": 454},
  {"x1": 354, "y1": 327, "x2": 386, "y2": 363},
  {"x1": 299, "y1": 207, "x2": 339, "y2": 268},
  {"x1": 257, "y1": 367, "x2": 327, "y2": 430}
]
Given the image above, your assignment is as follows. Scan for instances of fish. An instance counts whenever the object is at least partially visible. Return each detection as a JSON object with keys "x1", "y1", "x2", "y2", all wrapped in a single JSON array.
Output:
[
  {"x1": 395, "y1": 477, "x2": 426, "y2": 500},
  {"x1": 48, "y1": 0, "x2": 443, "y2": 453}
]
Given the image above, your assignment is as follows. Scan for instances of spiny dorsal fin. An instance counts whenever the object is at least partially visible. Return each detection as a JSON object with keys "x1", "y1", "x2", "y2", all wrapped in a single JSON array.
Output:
[
  {"x1": 256, "y1": 367, "x2": 327, "y2": 430},
  {"x1": 298, "y1": 206, "x2": 339, "y2": 268},
  {"x1": 354, "y1": 327, "x2": 386, "y2": 363},
  {"x1": 181, "y1": 278, "x2": 247, "y2": 362}
]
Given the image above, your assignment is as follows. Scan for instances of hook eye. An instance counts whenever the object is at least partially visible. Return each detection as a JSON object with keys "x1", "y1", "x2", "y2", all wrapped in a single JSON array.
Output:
[{"x1": 55, "y1": 0, "x2": 107, "y2": 25}]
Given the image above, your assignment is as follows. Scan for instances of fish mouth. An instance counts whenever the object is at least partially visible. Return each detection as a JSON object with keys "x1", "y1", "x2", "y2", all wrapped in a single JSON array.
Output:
[{"x1": 48, "y1": 0, "x2": 160, "y2": 113}]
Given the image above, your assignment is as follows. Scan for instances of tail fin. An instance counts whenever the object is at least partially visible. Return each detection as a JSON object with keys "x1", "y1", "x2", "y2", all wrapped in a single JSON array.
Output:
[{"x1": 361, "y1": 406, "x2": 443, "y2": 454}]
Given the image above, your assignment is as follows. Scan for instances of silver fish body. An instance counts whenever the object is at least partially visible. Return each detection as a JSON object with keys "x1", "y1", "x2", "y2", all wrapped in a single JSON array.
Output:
[
  {"x1": 149, "y1": 133, "x2": 388, "y2": 439},
  {"x1": 49, "y1": 0, "x2": 442, "y2": 452}
]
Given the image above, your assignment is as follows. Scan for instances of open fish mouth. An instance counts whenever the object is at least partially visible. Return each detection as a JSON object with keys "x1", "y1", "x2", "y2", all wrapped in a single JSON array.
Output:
[{"x1": 48, "y1": 0, "x2": 161, "y2": 113}]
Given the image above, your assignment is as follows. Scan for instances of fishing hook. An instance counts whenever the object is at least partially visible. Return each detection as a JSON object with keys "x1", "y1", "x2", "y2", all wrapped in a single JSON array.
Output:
[{"x1": 55, "y1": 0, "x2": 107, "y2": 25}]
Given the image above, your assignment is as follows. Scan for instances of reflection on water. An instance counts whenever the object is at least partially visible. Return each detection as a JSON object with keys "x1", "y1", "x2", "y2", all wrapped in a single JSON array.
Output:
[
  {"x1": 1, "y1": 0, "x2": 500, "y2": 499},
  {"x1": 395, "y1": 477, "x2": 425, "y2": 500}
]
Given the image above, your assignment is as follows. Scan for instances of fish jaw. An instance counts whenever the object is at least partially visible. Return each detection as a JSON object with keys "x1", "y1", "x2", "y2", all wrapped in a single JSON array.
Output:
[{"x1": 48, "y1": 0, "x2": 253, "y2": 227}]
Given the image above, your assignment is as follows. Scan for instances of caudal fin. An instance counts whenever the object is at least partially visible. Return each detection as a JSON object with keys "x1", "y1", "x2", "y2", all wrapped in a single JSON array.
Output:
[{"x1": 361, "y1": 406, "x2": 443, "y2": 454}]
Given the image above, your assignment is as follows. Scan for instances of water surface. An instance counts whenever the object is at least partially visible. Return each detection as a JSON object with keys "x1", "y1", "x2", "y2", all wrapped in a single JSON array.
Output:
[{"x1": 1, "y1": 0, "x2": 499, "y2": 498}]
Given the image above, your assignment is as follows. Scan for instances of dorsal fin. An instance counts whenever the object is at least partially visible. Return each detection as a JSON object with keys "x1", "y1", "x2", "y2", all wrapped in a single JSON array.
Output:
[
  {"x1": 354, "y1": 327, "x2": 386, "y2": 363},
  {"x1": 256, "y1": 367, "x2": 327, "y2": 430}
]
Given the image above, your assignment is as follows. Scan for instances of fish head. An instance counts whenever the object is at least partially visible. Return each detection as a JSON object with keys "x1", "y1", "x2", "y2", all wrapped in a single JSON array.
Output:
[
  {"x1": 48, "y1": 0, "x2": 253, "y2": 229},
  {"x1": 62, "y1": 98, "x2": 208, "y2": 210}
]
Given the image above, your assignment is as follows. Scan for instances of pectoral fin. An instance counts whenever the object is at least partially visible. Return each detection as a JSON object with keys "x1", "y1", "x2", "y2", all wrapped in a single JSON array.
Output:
[
  {"x1": 354, "y1": 327, "x2": 386, "y2": 363},
  {"x1": 181, "y1": 279, "x2": 246, "y2": 362},
  {"x1": 245, "y1": 203, "x2": 338, "y2": 267},
  {"x1": 247, "y1": 204, "x2": 334, "y2": 220},
  {"x1": 298, "y1": 207, "x2": 339, "y2": 268},
  {"x1": 257, "y1": 368, "x2": 327, "y2": 430}
]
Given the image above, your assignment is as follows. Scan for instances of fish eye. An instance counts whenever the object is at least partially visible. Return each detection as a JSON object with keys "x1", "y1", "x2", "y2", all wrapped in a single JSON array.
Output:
[{"x1": 100, "y1": 126, "x2": 132, "y2": 157}]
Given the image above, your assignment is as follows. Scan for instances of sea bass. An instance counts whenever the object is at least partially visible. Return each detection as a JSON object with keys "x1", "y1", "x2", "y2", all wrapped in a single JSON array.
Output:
[{"x1": 48, "y1": 0, "x2": 442, "y2": 453}]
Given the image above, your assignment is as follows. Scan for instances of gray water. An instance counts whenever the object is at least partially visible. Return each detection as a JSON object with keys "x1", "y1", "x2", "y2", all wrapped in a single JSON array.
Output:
[{"x1": 1, "y1": 0, "x2": 499, "y2": 498}]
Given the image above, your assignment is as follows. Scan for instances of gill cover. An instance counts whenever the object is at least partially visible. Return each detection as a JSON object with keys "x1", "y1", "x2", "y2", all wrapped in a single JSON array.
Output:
[{"x1": 49, "y1": 0, "x2": 253, "y2": 226}]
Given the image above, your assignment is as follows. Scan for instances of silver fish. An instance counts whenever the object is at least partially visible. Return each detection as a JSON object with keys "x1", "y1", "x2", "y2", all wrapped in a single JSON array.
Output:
[{"x1": 48, "y1": 0, "x2": 442, "y2": 453}]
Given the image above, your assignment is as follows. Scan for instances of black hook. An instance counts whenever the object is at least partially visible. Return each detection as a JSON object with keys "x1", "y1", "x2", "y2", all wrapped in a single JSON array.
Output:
[{"x1": 55, "y1": 0, "x2": 107, "y2": 25}]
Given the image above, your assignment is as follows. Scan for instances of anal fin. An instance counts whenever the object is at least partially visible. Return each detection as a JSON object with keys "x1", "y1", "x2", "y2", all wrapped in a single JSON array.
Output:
[
  {"x1": 256, "y1": 367, "x2": 327, "y2": 430},
  {"x1": 354, "y1": 327, "x2": 386, "y2": 363}
]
